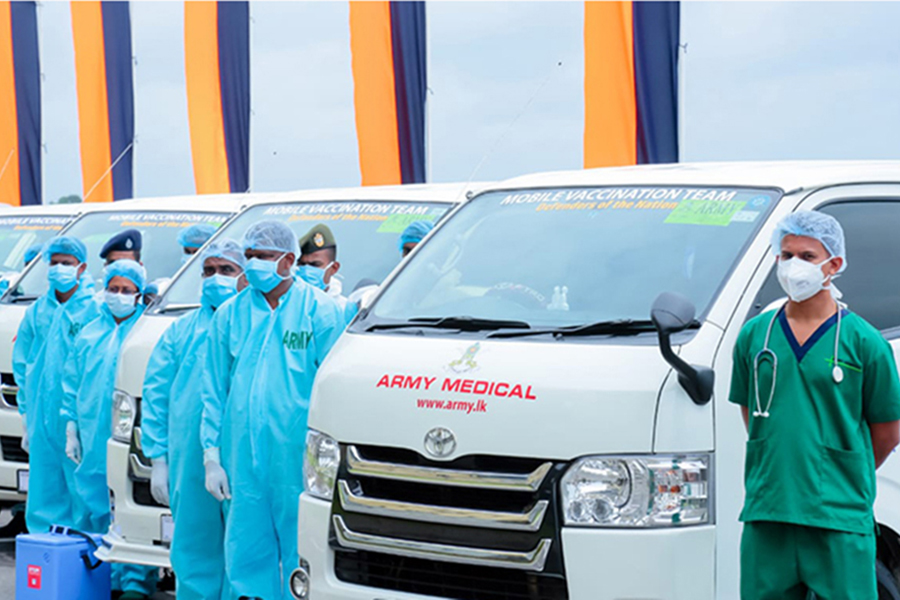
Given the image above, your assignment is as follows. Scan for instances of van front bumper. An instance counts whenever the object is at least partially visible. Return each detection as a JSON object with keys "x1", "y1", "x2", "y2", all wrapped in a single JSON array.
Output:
[
  {"x1": 104, "y1": 437, "x2": 171, "y2": 568},
  {"x1": 298, "y1": 493, "x2": 715, "y2": 600}
]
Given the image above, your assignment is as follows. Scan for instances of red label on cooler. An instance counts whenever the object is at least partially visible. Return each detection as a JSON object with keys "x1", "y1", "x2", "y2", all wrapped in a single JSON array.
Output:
[{"x1": 27, "y1": 565, "x2": 41, "y2": 589}]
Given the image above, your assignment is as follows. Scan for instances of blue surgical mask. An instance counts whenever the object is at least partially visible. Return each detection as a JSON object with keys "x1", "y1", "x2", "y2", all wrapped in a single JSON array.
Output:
[
  {"x1": 48, "y1": 264, "x2": 80, "y2": 293},
  {"x1": 297, "y1": 264, "x2": 327, "y2": 291},
  {"x1": 245, "y1": 256, "x2": 287, "y2": 293},
  {"x1": 104, "y1": 291, "x2": 138, "y2": 319},
  {"x1": 202, "y1": 274, "x2": 240, "y2": 308},
  {"x1": 181, "y1": 254, "x2": 191, "y2": 266}
]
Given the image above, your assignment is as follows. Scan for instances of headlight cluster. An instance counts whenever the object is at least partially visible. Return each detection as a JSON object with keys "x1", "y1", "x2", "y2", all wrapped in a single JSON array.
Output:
[
  {"x1": 561, "y1": 454, "x2": 710, "y2": 527},
  {"x1": 304, "y1": 429, "x2": 341, "y2": 500},
  {"x1": 111, "y1": 390, "x2": 137, "y2": 443}
]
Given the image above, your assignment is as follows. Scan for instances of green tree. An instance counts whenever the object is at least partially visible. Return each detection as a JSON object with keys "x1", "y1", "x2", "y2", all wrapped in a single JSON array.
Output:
[{"x1": 57, "y1": 194, "x2": 82, "y2": 204}]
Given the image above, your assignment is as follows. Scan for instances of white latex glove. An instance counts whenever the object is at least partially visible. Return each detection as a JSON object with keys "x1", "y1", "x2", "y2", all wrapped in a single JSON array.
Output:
[
  {"x1": 20, "y1": 415, "x2": 28, "y2": 454},
  {"x1": 150, "y1": 458, "x2": 170, "y2": 506},
  {"x1": 203, "y1": 448, "x2": 231, "y2": 501},
  {"x1": 65, "y1": 421, "x2": 81, "y2": 464}
]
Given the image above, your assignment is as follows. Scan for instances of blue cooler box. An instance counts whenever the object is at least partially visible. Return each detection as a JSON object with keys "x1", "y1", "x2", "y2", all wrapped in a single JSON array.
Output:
[{"x1": 15, "y1": 526, "x2": 111, "y2": 599}]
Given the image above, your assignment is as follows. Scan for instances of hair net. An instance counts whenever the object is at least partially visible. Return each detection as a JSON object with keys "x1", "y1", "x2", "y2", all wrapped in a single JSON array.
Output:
[
  {"x1": 398, "y1": 220, "x2": 435, "y2": 252},
  {"x1": 771, "y1": 210, "x2": 846, "y2": 272},
  {"x1": 178, "y1": 223, "x2": 217, "y2": 249},
  {"x1": 104, "y1": 259, "x2": 146, "y2": 293},
  {"x1": 202, "y1": 238, "x2": 246, "y2": 269},
  {"x1": 24, "y1": 243, "x2": 42, "y2": 264},
  {"x1": 42, "y1": 236, "x2": 87, "y2": 264},
  {"x1": 242, "y1": 220, "x2": 297, "y2": 254}
]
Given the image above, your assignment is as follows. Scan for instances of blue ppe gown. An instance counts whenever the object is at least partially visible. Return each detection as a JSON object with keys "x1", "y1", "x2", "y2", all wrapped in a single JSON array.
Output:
[
  {"x1": 201, "y1": 281, "x2": 344, "y2": 600},
  {"x1": 142, "y1": 303, "x2": 231, "y2": 600},
  {"x1": 60, "y1": 304, "x2": 158, "y2": 596},
  {"x1": 12, "y1": 283, "x2": 100, "y2": 533}
]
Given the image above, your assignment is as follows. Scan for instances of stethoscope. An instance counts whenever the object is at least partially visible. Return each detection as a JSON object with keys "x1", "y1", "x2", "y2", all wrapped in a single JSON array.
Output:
[{"x1": 753, "y1": 302, "x2": 844, "y2": 418}]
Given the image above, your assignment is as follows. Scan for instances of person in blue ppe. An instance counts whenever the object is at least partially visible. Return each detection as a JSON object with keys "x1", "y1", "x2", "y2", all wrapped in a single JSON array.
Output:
[
  {"x1": 399, "y1": 220, "x2": 434, "y2": 258},
  {"x1": 297, "y1": 223, "x2": 358, "y2": 325},
  {"x1": 61, "y1": 259, "x2": 158, "y2": 600},
  {"x1": 141, "y1": 239, "x2": 246, "y2": 600},
  {"x1": 200, "y1": 220, "x2": 344, "y2": 600},
  {"x1": 178, "y1": 223, "x2": 217, "y2": 265},
  {"x1": 100, "y1": 228, "x2": 142, "y2": 265},
  {"x1": 730, "y1": 211, "x2": 900, "y2": 600},
  {"x1": 11, "y1": 236, "x2": 100, "y2": 534},
  {"x1": 24, "y1": 242, "x2": 42, "y2": 266}
]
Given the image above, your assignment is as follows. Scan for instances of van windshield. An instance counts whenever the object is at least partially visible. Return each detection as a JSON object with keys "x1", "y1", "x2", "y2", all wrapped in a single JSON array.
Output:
[
  {"x1": 0, "y1": 214, "x2": 73, "y2": 275},
  {"x1": 364, "y1": 186, "x2": 781, "y2": 335},
  {"x1": 156, "y1": 200, "x2": 452, "y2": 311},
  {"x1": 2, "y1": 210, "x2": 230, "y2": 303}
]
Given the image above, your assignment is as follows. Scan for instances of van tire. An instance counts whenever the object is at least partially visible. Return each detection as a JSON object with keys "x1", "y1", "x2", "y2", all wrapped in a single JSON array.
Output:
[{"x1": 879, "y1": 560, "x2": 900, "y2": 600}]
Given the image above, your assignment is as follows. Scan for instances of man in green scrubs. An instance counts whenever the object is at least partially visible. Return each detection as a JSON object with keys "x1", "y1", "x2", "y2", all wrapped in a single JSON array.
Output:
[{"x1": 730, "y1": 210, "x2": 900, "y2": 600}]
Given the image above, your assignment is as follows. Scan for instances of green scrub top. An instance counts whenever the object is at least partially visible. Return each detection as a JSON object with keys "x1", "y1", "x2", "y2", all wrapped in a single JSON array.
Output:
[{"x1": 729, "y1": 307, "x2": 900, "y2": 534}]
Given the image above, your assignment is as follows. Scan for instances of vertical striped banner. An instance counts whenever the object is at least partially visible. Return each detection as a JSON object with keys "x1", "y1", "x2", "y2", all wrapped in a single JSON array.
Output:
[
  {"x1": 349, "y1": 1, "x2": 426, "y2": 186},
  {"x1": 71, "y1": 1, "x2": 134, "y2": 202},
  {"x1": 0, "y1": 1, "x2": 40, "y2": 206},
  {"x1": 185, "y1": 1, "x2": 250, "y2": 195},
  {"x1": 584, "y1": 1, "x2": 679, "y2": 168}
]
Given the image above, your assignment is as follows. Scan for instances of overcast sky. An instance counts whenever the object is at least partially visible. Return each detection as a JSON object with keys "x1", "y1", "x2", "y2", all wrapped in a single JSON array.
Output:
[{"x1": 36, "y1": 1, "x2": 900, "y2": 203}]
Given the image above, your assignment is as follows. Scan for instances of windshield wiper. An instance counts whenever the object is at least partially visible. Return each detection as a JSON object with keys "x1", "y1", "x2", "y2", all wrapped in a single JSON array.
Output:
[
  {"x1": 157, "y1": 303, "x2": 200, "y2": 314},
  {"x1": 366, "y1": 316, "x2": 531, "y2": 333},
  {"x1": 488, "y1": 318, "x2": 674, "y2": 339},
  {"x1": 7, "y1": 294, "x2": 38, "y2": 304}
]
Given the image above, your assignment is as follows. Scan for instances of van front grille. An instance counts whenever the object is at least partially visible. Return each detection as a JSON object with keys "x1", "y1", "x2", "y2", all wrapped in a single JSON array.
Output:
[
  {"x1": 1, "y1": 436, "x2": 28, "y2": 463},
  {"x1": 0, "y1": 373, "x2": 18, "y2": 408},
  {"x1": 330, "y1": 444, "x2": 568, "y2": 599}
]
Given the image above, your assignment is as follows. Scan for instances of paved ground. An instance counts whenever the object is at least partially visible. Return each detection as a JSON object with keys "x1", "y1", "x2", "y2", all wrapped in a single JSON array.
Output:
[{"x1": 0, "y1": 510, "x2": 173, "y2": 598}]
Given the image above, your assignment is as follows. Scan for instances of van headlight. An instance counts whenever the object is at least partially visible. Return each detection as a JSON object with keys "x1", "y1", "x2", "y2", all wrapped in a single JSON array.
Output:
[
  {"x1": 561, "y1": 454, "x2": 710, "y2": 527},
  {"x1": 111, "y1": 391, "x2": 136, "y2": 443},
  {"x1": 304, "y1": 429, "x2": 340, "y2": 500}
]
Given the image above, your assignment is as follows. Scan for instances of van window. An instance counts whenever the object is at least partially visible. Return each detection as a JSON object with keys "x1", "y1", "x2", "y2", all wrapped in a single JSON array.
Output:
[
  {"x1": 156, "y1": 200, "x2": 452, "y2": 311},
  {"x1": 0, "y1": 214, "x2": 72, "y2": 274},
  {"x1": 2, "y1": 211, "x2": 230, "y2": 304},
  {"x1": 365, "y1": 186, "x2": 781, "y2": 335},
  {"x1": 747, "y1": 201, "x2": 900, "y2": 333}
]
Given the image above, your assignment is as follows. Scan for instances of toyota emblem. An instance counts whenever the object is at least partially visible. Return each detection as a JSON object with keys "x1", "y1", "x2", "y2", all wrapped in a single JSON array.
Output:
[{"x1": 424, "y1": 427, "x2": 457, "y2": 458}]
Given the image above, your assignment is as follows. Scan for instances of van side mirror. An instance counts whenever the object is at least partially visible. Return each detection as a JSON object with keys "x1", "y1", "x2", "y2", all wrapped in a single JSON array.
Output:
[{"x1": 650, "y1": 292, "x2": 714, "y2": 406}]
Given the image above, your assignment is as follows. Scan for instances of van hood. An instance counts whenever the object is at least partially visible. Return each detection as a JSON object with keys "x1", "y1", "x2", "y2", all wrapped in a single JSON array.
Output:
[
  {"x1": 311, "y1": 333, "x2": 676, "y2": 461},
  {"x1": 116, "y1": 312, "x2": 178, "y2": 398}
]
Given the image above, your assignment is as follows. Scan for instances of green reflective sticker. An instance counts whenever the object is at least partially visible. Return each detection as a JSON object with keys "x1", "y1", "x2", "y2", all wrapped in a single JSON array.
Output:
[
  {"x1": 377, "y1": 213, "x2": 437, "y2": 234},
  {"x1": 664, "y1": 199, "x2": 747, "y2": 227}
]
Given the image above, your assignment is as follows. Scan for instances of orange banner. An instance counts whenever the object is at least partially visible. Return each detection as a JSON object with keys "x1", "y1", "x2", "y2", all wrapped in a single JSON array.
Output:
[
  {"x1": 184, "y1": 1, "x2": 230, "y2": 195},
  {"x1": 349, "y1": 1, "x2": 402, "y2": 186},
  {"x1": 71, "y1": 0, "x2": 114, "y2": 202},
  {"x1": 0, "y1": 2, "x2": 20, "y2": 206},
  {"x1": 584, "y1": 1, "x2": 637, "y2": 169}
]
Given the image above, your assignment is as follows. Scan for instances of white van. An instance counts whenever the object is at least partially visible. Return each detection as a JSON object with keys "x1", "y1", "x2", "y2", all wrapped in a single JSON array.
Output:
[
  {"x1": 0, "y1": 195, "x2": 240, "y2": 525},
  {"x1": 298, "y1": 162, "x2": 900, "y2": 600},
  {"x1": 101, "y1": 183, "x2": 480, "y2": 568}
]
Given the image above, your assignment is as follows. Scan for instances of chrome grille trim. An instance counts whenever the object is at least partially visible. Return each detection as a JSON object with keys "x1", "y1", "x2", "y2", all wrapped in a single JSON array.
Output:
[
  {"x1": 129, "y1": 428, "x2": 152, "y2": 480},
  {"x1": 0, "y1": 382, "x2": 18, "y2": 409},
  {"x1": 346, "y1": 446, "x2": 552, "y2": 491},
  {"x1": 332, "y1": 515, "x2": 552, "y2": 572},
  {"x1": 338, "y1": 480, "x2": 549, "y2": 532}
]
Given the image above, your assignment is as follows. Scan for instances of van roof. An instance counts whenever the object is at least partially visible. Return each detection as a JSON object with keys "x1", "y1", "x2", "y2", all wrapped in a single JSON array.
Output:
[
  {"x1": 488, "y1": 160, "x2": 900, "y2": 194},
  {"x1": 0, "y1": 203, "x2": 86, "y2": 216},
  {"x1": 241, "y1": 182, "x2": 488, "y2": 207}
]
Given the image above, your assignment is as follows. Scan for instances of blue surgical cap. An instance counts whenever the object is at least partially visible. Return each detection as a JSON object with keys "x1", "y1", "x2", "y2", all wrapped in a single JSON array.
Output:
[
  {"x1": 202, "y1": 238, "x2": 246, "y2": 269},
  {"x1": 42, "y1": 236, "x2": 87, "y2": 264},
  {"x1": 398, "y1": 221, "x2": 435, "y2": 252},
  {"x1": 242, "y1": 220, "x2": 297, "y2": 254},
  {"x1": 24, "y1": 243, "x2": 42, "y2": 265},
  {"x1": 771, "y1": 210, "x2": 846, "y2": 272},
  {"x1": 104, "y1": 259, "x2": 146, "y2": 293},
  {"x1": 178, "y1": 224, "x2": 217, "y2": 249}
]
